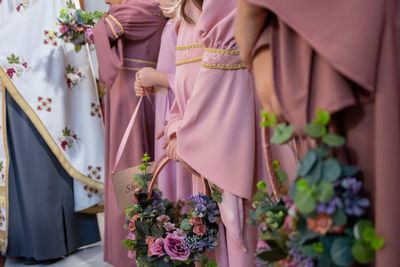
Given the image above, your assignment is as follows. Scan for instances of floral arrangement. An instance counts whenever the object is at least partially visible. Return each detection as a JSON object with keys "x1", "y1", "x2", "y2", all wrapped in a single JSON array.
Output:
[
  {"x1": 57, "y1": 0, "x2": 103, "y2": 52},
  {"x1": 123, "y1": 154, "x2": 219, "y2": 267},
  {"x1": 252, "y1": 110, "x2": 384, "y2": 267}
]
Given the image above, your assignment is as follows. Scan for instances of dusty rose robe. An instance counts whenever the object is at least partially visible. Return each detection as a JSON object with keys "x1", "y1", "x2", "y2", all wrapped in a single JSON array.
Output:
[
  {"x1": 247, "y1": 0, "x2": 400, "y2": 266},
  {"x1": 168, "y1": 1, "x2": 261, "y2": 266},
  {"x1": 93, "y1": 1, "x2": 165, "y2": 266},
  {"x1": 155, "y1": 19, "x2": 192, "y2": 201}
]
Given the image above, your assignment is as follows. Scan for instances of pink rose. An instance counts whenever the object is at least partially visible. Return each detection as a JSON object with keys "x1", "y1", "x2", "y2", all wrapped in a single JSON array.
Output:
[
  {"x1": 146, "y1": 236, "x2": 155, "y2": 246},
  {"x1": 157, "y1": 215, "x2": 170, "y2": 223},
  {"x1": 163, "y1": 233, "x2": 190, "y2": 261},
  {"x1": 193, "y1": 224, "x2": 207, "y2": 236},
  {"x1": 126, "y1": 232, "x2": 136, "y2": 240},
  {"x1": 148, "y1": 238, "x2": 165, "y2": 257},
  {"x1": 59, "y1": 25, "x2": 68, "y2": 34},
  {"x1": 189, "y1": 217, "x2": 203, "y2": 226},
  {"x1": 164, "y1": 222, "x2": 176, "y2": 232}
]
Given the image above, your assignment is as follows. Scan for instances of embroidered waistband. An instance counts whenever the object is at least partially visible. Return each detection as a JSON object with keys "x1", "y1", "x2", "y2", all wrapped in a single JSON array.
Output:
[
  {"x1": 121, "y1": 58, "x2": 157, "y2": 72},
  {"x1": 202, "y1": 47, "x2": 245, "y2": 70},
  {"x1": 176, "y1": 43, "x2": 204, "y2": 66}
]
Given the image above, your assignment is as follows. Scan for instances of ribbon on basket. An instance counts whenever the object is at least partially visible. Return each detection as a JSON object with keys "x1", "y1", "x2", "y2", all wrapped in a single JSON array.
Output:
[{"x1": 111, "y1": 94, "x2": 155, "y2": 210}]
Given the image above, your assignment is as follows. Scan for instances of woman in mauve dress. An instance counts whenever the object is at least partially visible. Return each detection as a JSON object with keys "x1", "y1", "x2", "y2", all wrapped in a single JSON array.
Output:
[
  {"x1": 165, "y1": 0, "x2": 264, "y2": 265},
  {"x1": 235, "y1": 0, "x2": 400, "y2": 266},
  {"x1": 134, "y1": 0, "x2": 192, "y2": 202},
  {"x1": 93, "y1": 1, "x2": 165, "y2": 266}
]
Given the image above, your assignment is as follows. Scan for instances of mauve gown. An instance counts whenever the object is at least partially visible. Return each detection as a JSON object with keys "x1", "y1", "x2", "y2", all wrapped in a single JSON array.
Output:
[
  {"x1": 93, "y1": 1, "x2": 165, "y2": 266},
  {"x1": 168, "y1": 1, "x2": 261, "y2": 266},
  {"x1": 247, "y1": 0, "x2": 400, "y2": 266},
  {"x1": 154, "y1": 19, "x2": 192, "y2": 201}
]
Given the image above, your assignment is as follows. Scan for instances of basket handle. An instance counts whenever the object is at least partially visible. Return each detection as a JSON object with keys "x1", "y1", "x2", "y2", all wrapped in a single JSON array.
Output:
[{"x1": 147, "y1": 156, "x2": 210, "y2": 199}]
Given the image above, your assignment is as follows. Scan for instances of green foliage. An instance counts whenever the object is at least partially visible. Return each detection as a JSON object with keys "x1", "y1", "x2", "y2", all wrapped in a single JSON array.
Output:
[
  {"x1": 271, "y1": 123, "x2": 294, "y2": 145},
  {"x1": 330, "y1": 237, "x2": 354, "y2": 266}
]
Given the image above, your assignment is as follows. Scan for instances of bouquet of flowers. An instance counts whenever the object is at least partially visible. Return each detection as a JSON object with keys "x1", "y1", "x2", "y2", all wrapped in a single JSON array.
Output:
[
  {"x1": 123, "y1": 154, "x2": 220, "y2": 267},
  {"x1": 57, "y1": 0, "x2": 103, "y2": 52},
  {"x1": 252, "y1": 110, "x2": 384, "y2": 267}
]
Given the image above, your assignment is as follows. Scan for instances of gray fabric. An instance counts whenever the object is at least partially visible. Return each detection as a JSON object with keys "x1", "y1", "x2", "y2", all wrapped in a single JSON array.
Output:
[{"x1": 5, "y1": 92, "x2": 100, "y2": 261}]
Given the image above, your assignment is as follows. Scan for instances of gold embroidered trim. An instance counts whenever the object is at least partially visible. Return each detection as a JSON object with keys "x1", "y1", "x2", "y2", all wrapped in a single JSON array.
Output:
[
  {"x1": 124, "y1": 58, "x2": 157, "y2": 66},
  {"x1": 202, "y1": 62, "x2": 245, "y2": 70},
  {"x1": 0, "y1": 67, "x2": 104, "y2": 191},
  {"x1": 176, "y1": 43, "x2": 203, "y2": 51},
  {"x1": 108, "y1": 14, "x2": 124, "y2": 35},
  {"x1": 176, "y1": 56, "x2": 202, "y2": 66},
  {"x1": 0, "y1": 81, "x2": 9, "y2": 253},
  {"x1": 121, "y1": 67, "x2": 141, "y2": 71},
  {"x1": 104, "y1": 17, "x2": 119, "y2": 40},
  {"x1": 204, "y1": 47, "x2": 240, "y2": 55}
]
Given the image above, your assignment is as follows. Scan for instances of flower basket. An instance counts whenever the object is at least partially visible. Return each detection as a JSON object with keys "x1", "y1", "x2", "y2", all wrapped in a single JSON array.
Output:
[{"x1": 123, "y1": 155, "x2": 220, "y2": 267}]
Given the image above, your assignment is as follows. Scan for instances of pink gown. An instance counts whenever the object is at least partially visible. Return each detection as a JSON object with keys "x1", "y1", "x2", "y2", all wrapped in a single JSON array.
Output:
[
  {"x1": 154, "y1": 19, "x2": 193, "y2": 201},
  {"x1": 93, "y1": 1, "x2": 165, "y2": 266},
  {"x1": 247, "y1": 0, "x2": 400, "y2": 266},
  {"x1": 168, "y1": 0, "x2": 261, "y2": 266}
]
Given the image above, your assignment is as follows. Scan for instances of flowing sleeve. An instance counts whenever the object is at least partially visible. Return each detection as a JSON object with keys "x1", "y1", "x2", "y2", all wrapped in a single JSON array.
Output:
[
  {"x1": 93, "y1": 1, "x2": 165, "y2": 88},
  {"x1": 243, "y1": 0, "x2": 382, "y2": 129}
]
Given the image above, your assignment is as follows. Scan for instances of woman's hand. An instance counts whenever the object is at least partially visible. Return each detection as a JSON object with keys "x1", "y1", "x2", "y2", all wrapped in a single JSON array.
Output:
[
  {"x1": 163, "y1": 135, "x2": 179, "y2": 161},
  {"x1": 234, "y1": 0, "x2": 268, "y2": 68},
  {"x1": 136, "y1": 67, "x2": 159, "y2": 88}
]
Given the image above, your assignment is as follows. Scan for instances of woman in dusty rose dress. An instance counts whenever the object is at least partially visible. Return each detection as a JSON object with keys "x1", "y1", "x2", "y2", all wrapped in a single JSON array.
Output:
[
  {"x1": 165, "y1": 0, "x2": 262, "y2": 265},
  {"x1": 235, "y1": 0, "x2": 400, "y2": 266},
  {"x1": 93, "y1": 1, "x2": 165, "y2": 266},
  {"x1": 134, "y1": 0, "x2": 192, "y2": 201}
]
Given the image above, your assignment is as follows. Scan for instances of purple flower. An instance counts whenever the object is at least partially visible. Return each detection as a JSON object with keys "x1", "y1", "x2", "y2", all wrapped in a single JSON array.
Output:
[
  {"x1": 127, "y1": 250, "x2": 135, "y2": 259},
  {"x1": 163, "y1": 233, "x2": 190, "y2": 261},
  {"x1": 341, "y1": 177, "x2": 362, "y2": 194},
  {"x1": 126, "y1": 232, "x2": 135, "y2": 240},
  {"x1": 316, "y1": 197, "x2": 343, "y2": 215},
  {"x1": 148, "y1": 238, "x2": 165, "y2": 257},
  {"x1": 84, "y1": 27, "x2": 94, "y2": 44}
]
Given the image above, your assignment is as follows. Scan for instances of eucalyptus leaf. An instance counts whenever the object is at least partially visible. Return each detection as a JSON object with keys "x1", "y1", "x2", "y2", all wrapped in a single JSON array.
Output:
[
  {"x1": 352, "y1": 241, "x2": 375, "y2": 264},
  {"x1": 305, "y1": 123, "x2": 327, "y2": 138},
  {"x1": 322, "y1": 134, "x2": 346, "y2": 147},
  {"x1": 294, "y1": 190, "x2": 317, "y2": 215},
  {"x1": 322, "y1": 159, "x2": 342, "y2": 182},
  {"x1": 256, "y1": 248, "x2": 287, "y2": 262},
  {"x1": 136, "y1": 221, "x2": 150, "y2": 238},
  {"x1": 341, "y1": 165, "x2": 359, "y2": 177},
  {"x1": 298, "y1": 151, "x2": 318, "y2": 177},
  {"x1": 316, "y1": 181, "x2": 335, "y2": 203},
  {"x1": 332, "y1": 208, "x2": 347, "y2": 226},
  {"x1": 180, "y1": 219, "x2": 192, "y2": 231},
  {"x1": 314, "y1": 109, "x2": 331, "y2": 126},
  {"x1": 305, "y1": 159, "x2": 323, "y2": 184},
  {"x1": 151, "y1": 224, "x2": 163, "y2": 238},
  {"x1": 271, "y1": 123, "x2": 294, "y2": 144},
  {"x1": 330, "y1": 237, "x2": 354, "y2": 266}
]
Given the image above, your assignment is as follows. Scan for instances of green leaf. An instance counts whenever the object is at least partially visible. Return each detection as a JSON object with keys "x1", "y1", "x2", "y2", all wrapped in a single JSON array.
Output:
[
  {"x1": 305, "y1": 122, "x2": 327, "y2": 138},
  {"x1": 370, "y1": 237, "x2": 385, "y2": 251},
  {"x1": 322, "y1": 159, "x2": 342, "y2": 182},
  {"x1": 276, "y1": 170, "x2": 288, "y2": 184},
  {"x1": 313, "y1": 242, "x2": 325, "y2": 254},
  {"x1": 151, "y1": 224, "x2": 163, "y2": 238},
  {"x1": 272, "y1": 160, "x2": 280, "y2": 172},
  {"x1": 305, "y1": 159, "x2": 323, "y2": 185},
  {"x1": 362, "y1": 227, "x2": 377, "y2": 243},
  {"x1": 332, "y1": 208, "x2": 347, "y2": 226},
  {"x1": 330, "y1": 237, "x2": 354, "y2": 266},
  {"x1": 260, "y1": 112, "x2": 277, "y2": 128},
  {"x1": 136, "y1": 221, "x2": 150, "y2": 237},
  {"x1": 256, "y1": 248, "x2": 287, "y2": 262},
  {"x1": 352, "y1": 241, "x2": 375, "y2": 264},
  {"x1": 296, "y1": 178, "x2": 309, "y2": 192},
  {"x1": 298, "y1": 151, "x2": 318, "y2": 176},
  {"x1": 294, "y1": 189, "x2": 317, "y2": 215},
  {"x1": 257, "y1": 181, "x2": 267, "y2": 190},
  {"x1": 271, "y1": 123, "x2": 294, "y2": 144},
  {"x1": 353, "y1": 220, "x2": 373, "y2": 240},
  {"x1": 313, "y1": 109, "x2": 331, "y2": 126},
  {"x1": 74, "y1": 45, "x2": 82, "y2": 52},
  {"x1": 322, "y1": 134, "x2": 346, "y2": 147},
  {"x1": 316, "y1": 181, "x2": 334, "y2": 203}
]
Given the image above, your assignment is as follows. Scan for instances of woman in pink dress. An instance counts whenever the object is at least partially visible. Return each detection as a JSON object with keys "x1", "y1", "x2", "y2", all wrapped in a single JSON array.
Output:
[
  {"x1": 235, "y1": 0, "x2": 400, "y2": 266},
  {"x1": 134, "y1": 0, "x2": 192, "y2": 201},
  {"x1": 165, "y1": 0, "x2": 262, "y2": 265},
  {"x1": 93, "y1": 1, "x2": 165, "y2": 266}
]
